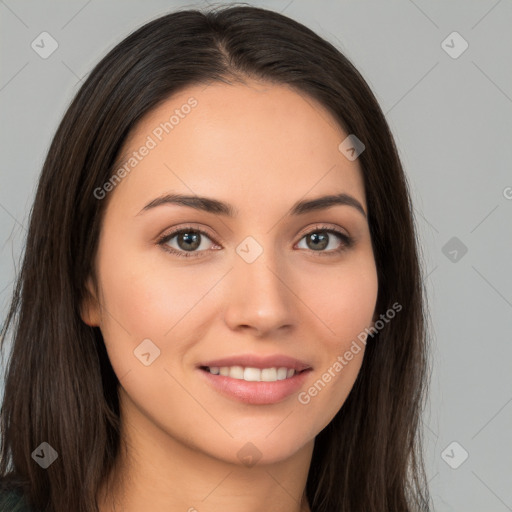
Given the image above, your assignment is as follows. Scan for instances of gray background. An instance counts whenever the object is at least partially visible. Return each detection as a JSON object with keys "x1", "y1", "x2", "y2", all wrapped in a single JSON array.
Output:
[{"x1": 1, "y1": 1, "x2": 511, "y2": 510}]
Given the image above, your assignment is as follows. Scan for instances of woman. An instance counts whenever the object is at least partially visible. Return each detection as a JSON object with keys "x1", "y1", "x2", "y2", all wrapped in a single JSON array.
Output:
[{"x1": 0, "y1": 4, "x2": 432, "y2": 511}]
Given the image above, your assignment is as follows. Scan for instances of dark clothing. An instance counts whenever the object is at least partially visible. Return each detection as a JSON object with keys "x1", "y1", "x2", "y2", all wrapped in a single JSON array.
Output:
[{"x1": 0, "y1": 489, "x2": 33, "y2": 511}]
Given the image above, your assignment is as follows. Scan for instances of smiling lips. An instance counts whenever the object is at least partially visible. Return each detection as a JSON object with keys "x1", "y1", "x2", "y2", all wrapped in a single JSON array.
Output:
[{"x1": 197, "y1": 353, "x2": 313, "y2": 404}]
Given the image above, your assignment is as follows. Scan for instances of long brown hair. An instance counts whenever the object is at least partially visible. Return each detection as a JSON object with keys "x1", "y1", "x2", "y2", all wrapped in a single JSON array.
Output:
[{"x1": 0, "y1": 4, "x2": 432, "y2": 511}]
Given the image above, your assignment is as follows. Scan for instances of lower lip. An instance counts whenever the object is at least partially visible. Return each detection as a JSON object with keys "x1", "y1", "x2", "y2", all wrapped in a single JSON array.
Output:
[{"x1": 197, "y1": 368, "x2": 312, "y2": 405}]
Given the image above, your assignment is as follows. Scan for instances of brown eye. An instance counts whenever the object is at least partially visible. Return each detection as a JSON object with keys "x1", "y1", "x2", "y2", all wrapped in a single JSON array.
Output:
[
  {"x1": 173, "y1": 231, "x2": 202, "y2": 251},
  {"x1": 305, "y1": 232, "x2": 330, "y2": 251},
  {"x1": 157, "y1": 227, "x2": 217, "y2": 258},
  {"x1": 296, "y1": 226, "x2": 353, "y2": 256}
]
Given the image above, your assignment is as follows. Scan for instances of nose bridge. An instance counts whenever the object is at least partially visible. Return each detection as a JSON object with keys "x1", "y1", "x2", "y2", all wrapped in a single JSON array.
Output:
[{"x1": 223, "y1": 237, "x2": 295, "y2": 333}]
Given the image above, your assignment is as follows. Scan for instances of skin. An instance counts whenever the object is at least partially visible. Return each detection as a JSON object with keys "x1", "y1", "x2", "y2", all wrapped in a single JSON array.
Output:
[{"x1": 81, "y1": 79, "x2": 379, "y2": 512}]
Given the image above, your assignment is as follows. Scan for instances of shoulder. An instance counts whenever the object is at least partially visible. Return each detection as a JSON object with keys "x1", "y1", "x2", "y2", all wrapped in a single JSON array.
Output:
[{"x1": 0, "y1": 488, "x2": 34, "y2": 511}]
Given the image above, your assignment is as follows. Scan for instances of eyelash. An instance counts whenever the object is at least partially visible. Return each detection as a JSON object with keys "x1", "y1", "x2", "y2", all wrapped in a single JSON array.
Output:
[{"x1": 156, "y1": 224, "x2": 354, "y2": 259}]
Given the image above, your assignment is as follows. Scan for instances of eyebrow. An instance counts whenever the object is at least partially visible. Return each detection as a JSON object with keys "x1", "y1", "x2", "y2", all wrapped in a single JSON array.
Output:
[{"x1": 137, "y1": 192, "x2": 367, "y2": 219}]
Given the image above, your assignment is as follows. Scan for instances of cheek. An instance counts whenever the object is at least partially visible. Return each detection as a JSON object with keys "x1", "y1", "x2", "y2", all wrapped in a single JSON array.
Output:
[
  {"x1": 95, "y1": 242, "x2": 227, "y2": 382},
  {"x1": 294, "y1": 260, "x2": 377, "y2": 424},
  {"x1": 334, "y1": 270, "x2": 378, "y2": 340},
  {"x1": 97, "y1": 238, "x2": 213, "y2": 336},
  {"x1": 301, "y1": 258, "x2": 378, "y2": 346},
  {"x1": 299, "y1": 352, "x2": 364, "y2": 438}
]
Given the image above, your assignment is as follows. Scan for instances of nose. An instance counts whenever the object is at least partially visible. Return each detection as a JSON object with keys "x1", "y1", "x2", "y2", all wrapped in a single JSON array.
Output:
[{"x1": 223, "y1": 248, "x2": 296, "y2": 337}]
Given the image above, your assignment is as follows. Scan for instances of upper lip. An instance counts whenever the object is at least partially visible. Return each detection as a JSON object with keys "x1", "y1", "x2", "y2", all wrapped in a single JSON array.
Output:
[{"x1": 198, "y1": 354, "x2": 313, "y2": 372}]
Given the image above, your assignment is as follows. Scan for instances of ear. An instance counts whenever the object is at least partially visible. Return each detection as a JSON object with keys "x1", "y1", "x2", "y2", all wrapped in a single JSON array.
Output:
[{"x1": 80, "y1": 276, "x2": 101, "y2": 327}]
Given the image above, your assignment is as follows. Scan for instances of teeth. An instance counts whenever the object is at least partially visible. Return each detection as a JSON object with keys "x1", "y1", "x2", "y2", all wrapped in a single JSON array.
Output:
[
  {"x1": 206, "y1": 366, "x2": 297, "y2": 382},
  {"x1": 231, "y1": 366, "x2": 244, "y2": 379},
  {"x1": 276, "y1": 367, "x2": 288, "y2": 380},
  {"x1": 261, "y1": 368, "x2": 277, "y2": 381},
  {"x1": 244, "y1": 367, "x2": 260, "y2": 381}
]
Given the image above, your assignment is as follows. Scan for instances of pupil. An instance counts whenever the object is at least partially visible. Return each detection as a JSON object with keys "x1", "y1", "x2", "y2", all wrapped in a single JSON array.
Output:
[
  {"x1": 179, "y1": 232, "x2": 200, "y2": 251},
  {"x1": 308, "y1": 232, "x2": 328, "y2": 250}
]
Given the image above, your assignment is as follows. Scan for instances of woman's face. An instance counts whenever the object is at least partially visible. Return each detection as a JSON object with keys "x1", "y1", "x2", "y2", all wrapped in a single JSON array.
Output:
[{"x1": 82, "y1": 80, "x2": 378, "y2": 465}]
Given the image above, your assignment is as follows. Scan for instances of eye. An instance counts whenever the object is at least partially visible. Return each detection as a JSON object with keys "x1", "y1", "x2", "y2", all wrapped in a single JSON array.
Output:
[
  {"x1": 157, "y1": 226, "x2": 219, "y2": 258},
  {"x1": 157, "y1": 224, "x2": 353, "y2": 258},
  {"x1": 295, "y1": 224, "x2": 353, "y2": 256}
]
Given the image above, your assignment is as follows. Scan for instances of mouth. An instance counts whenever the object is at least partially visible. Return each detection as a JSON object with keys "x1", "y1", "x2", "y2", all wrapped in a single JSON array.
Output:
[{"x1": 196, "y1": 354, "x2": 313, "y2": 405}]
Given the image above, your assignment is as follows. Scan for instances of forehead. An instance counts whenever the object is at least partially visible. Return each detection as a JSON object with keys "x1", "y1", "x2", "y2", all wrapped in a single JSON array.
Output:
[{"x1": 109, "y1": 80, "x2": 366, "y2": 216}]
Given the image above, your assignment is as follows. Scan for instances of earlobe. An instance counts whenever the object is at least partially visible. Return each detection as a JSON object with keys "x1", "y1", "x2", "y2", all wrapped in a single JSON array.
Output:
[{"x1": 80, "y1": 276, "x2": 101, "y2": 327}]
